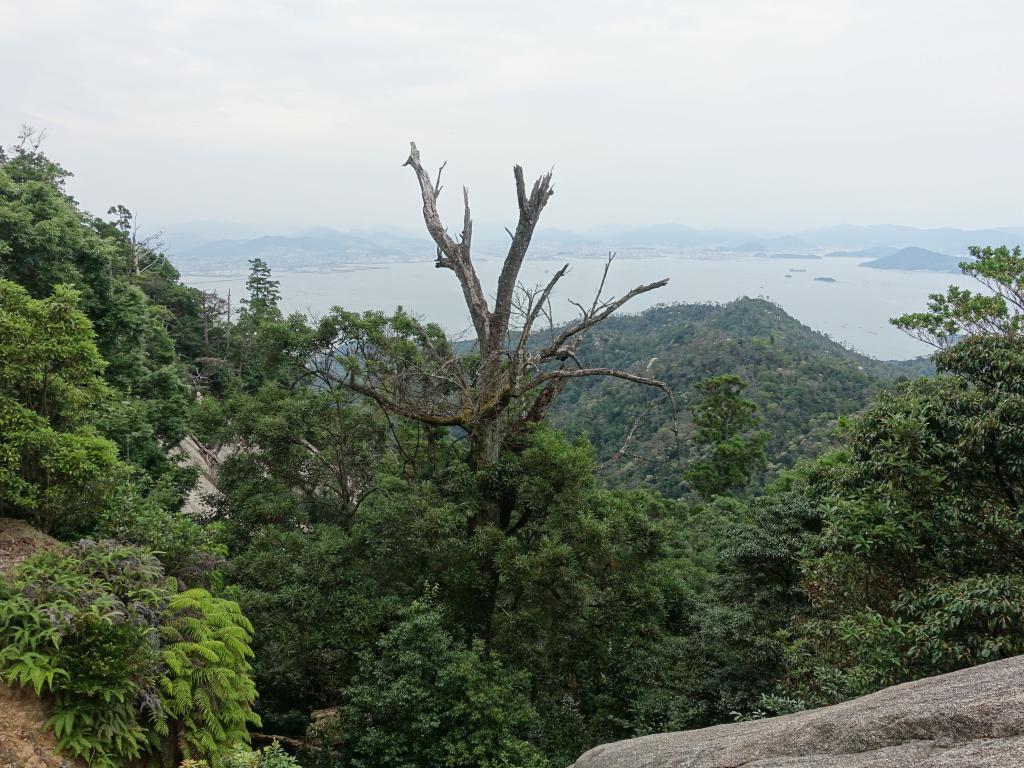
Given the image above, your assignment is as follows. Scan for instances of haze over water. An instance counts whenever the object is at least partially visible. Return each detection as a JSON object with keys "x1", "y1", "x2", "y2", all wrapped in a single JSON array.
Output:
[{"x1": 183, "y1": 252, "x2": 971, "y2": 361}]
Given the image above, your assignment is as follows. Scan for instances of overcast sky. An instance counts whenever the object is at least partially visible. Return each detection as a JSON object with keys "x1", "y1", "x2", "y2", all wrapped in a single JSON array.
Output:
[{"x1": 2, "y1": 0, "x2": 1022, "y2": 234}]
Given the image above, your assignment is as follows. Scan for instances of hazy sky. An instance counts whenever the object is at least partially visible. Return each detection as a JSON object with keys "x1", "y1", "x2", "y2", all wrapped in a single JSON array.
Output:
[{"x1": 2, "y1": 0, "x2": 1022, "y2": 233}]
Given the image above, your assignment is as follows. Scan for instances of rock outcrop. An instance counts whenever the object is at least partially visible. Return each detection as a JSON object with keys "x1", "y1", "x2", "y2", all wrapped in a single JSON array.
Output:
[
  {"x1": 169, "y1": 435, "x2": 231, "y2": 518},
  {"x1": 571, "y1": 656, "x2": 1024, "y2": 767}
]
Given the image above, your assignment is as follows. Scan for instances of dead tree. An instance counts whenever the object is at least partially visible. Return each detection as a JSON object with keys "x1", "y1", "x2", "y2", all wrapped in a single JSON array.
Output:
[
  {"x1": 310, "y1": 143, "x2": 669, "y2": 505},
  {"x1": 107, "y1": 204, "x2": 167, "y2": 275}
]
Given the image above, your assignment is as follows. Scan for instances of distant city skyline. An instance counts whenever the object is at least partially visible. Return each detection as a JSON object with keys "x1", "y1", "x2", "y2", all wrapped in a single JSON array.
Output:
[{"x1": 3, "y1": 1, "x2": 1022, "y2": 233}]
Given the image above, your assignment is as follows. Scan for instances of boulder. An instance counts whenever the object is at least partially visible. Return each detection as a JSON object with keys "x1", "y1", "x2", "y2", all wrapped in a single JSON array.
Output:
[{"x1": 571, "y1": 656, "x2": 1024, "y2": 767}]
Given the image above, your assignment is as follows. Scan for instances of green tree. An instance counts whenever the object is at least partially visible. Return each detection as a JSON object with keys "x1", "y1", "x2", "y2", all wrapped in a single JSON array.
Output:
[
  {"x1": 230, "y1": 426, "x2": 704, "y2": 764},
  {"x1": 0, "y1": 134, "x2": 193, "y2": 457},
  {"x1": 314, "y1": 598, "x2": 546, "y2": 768},
  {"x1": 243, "y1": 258, "x2": 281, "y2": 318},
  {"x1": 0, "y1": 278, "x2": 218, "y2": 572},
  {"x1": 684, "y1": 374, "x2": 769, "y2": 498},
  {"x1": 785, "y1": 245, "x2": 1024, "y2": 704},
  {"x1": 892, "y1": 245, "x2": 1022, "y2": 347},
  {"x1": 199, "y1": 384, "x2": 388, "y2": 543},
  {"x1": 0, "y1": 280, "x2": 123, "y2": 534}
]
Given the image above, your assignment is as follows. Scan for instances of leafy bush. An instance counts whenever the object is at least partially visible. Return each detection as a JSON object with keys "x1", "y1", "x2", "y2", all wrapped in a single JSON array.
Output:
[
  {"x1": 783, "y1": 255, "x2": 1024, "y2": 704},
  {"x1": 0, "y1": 540, "x2": 259, "y2": 767},
  {"x1": 0, "y1": 541, "x2": 168, "y2": 766},
  {"x1": 182, "y1": 740, "x2": 301, "y2": 768},
  {"x1": 313, "y1": 597, "x2": 547, "y2": 768}
]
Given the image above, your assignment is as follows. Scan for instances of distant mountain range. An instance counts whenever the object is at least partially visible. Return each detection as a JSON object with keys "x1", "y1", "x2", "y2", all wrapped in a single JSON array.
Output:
[
  {"x1": 161, "y1": 220, "x2": 1023, "y2": 273},
  {"x1": 165, "y1": 227, "x2": 433, "y2": 271},
  {"x1": 795, "y1": 224, "x2": 1020, "y2": 254}
]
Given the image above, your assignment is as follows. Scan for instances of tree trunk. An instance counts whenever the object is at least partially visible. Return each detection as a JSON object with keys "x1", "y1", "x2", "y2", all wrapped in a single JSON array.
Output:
[
  {"x1": 160, "y1": 720, "x2": 180, "y2": 768},
  {"x1": 470, "y1": 418, "x2": 505, "y2": 527}
]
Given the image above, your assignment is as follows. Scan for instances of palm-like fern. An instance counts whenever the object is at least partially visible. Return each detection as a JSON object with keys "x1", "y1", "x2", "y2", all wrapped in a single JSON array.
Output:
[{"x1": 159, "y1": 588, "x2": 261, "y2": 765}]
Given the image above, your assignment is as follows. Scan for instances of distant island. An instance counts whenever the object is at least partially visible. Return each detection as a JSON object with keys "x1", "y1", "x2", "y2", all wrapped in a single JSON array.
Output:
[
  {"x1": 767, "y1": 253, "x2": 821, "y2": 260},
  {"x1": 861, "y1": 247, "x2": 965, "y2": 274},
  {"x1": 814, "y1": 277, "x2": 838, "y2": 283}
]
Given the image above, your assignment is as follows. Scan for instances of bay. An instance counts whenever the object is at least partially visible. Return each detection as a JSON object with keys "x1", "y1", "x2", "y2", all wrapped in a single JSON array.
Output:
[{"x1": 181, "y1": 252, "x2": 974, "y2": 360}]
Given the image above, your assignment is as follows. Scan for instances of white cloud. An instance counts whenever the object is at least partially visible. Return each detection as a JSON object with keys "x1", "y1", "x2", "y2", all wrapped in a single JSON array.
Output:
[{"x1": 2, "y1": 0, "x2": 1022, "y2": 231}]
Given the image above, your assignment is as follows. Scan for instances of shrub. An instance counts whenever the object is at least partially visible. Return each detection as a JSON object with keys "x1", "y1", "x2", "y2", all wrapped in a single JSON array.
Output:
[
  {"x1": 160, "y1": 588, "x2": 262, "y2": 761},
  {"x1": 313, "y1": 598, "x2": 547, "y2": 768},
  {"x1": 0, "y1": 540, "x2": 259, "y2": 767},
  {"x1": 181, "y1": 740, "x2": 301, "y2": 768}
]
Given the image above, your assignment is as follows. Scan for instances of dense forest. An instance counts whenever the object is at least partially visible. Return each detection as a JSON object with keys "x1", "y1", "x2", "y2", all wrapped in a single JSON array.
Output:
[
  {"x1": 550, "y1": 299, "x2": 932, "y2": 495},
  {"x1": 3, "y1": 134, "x2": 1024, "y2": 768}
]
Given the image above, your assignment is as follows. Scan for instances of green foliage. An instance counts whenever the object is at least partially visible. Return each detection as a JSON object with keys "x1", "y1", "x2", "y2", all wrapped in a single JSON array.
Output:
[
  {"x1": 203, "y1": 383, "x2": 388, "y2": 541},
  {"x1": 315, "y1": 598, "x2": 546, "y2": 768},
  {"x1": 243, "y1": 258, "x2": 281, "y2": 318},
  {"x1": 183, "y1": 740, "x2": 302, "y2": 768},
  {"x1": 21, "y1": 137, "x2": 1024, "y2": 768},
  {"x1": 0, "y1": 541, "x2": 169, "y2": 767},
  {"x1": 0, "y1": 541, "x2": 259, "y2": 768},
  {"x1": 159, "y1": 588, "x2": 261, "y2": 764},
  {"x1": 684, "y1": 374, "x2": 769, "y2": 498},
  {"x1": 0, "y1": 279, "x2": 125, "y2": 533},
  {"x1": 0, "y1": 139, "x2": 192, "y2": 437},
  {"x1": 551, "y1": 298, "x2": 923, "y2": 495},
  {"x1": 892, "y1": 245, "x2": 1022, "y2": 346},
  {"x1": 230, "y1": 426, "x2": 709, "y2": 765},
  {"x1": 0, "y1": 278, "x2": 218, "y2": 569},
  {"x1": 784, "y1": 248, "x2": 1024, "y2": 704},
  {"x1": 651, "y1": 491, "x2": 820, "y2": 726}
]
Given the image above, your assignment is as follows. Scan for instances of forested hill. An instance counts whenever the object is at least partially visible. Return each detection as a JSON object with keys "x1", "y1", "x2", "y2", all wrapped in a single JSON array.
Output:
[{"x1": 550, "y1": 297, "x2": 931, "y2": 495}]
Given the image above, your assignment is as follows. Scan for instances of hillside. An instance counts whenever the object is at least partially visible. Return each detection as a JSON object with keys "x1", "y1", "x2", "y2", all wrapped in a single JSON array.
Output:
[{"x1": 549, "y1": 297, "x2": 929, "y2": 495}]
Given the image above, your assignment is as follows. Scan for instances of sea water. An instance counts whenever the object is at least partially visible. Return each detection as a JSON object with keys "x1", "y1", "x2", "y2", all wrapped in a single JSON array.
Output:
[{"x1": 182, "y1": 252, "x2": 977, "y2": 360}]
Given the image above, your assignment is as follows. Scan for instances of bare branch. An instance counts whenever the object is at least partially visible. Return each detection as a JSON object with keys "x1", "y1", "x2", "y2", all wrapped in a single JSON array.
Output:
[
  {"x1": 403, "y1": 142, "x2": 460, "y2": 259},
  {"x1": 591, "y1": 253, "x2": 614, "y2": 313},
  {"x1": 514, "y1": 264, "x2": 570, "y2": 363},
  {"x1": 538, "y1": 277, "x2": 669, "y2": 360},
  {"x1": 522, "y1": 367, "x2": 671, "y2": 397},
  {"x1": 491, "y1": 164, "x2": 555, "y2": 347},
  {"x1": 597, "y1": 394, "x2": 668, "y2": 469},
  {"x1": 434, "y1": 160, "x2": 447, "y2": 199},
  {"x1": 461, "y1": 186, "x2": 472, "y2": 250},
  {"x1": 311, "y1": 359, "x2": 463, "y2": 428},
  {"x1": 514, "y1": 165, "x2": 528, "y2": 215},
  {"x1": 404, "y1": 142, "x2": 490, "y2": 344}
]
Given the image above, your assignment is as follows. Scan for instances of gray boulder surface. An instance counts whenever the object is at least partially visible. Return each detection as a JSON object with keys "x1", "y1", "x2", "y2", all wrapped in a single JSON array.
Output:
[{"x1": 571, "y1": 656, "x2": 1024, "y2": 767}]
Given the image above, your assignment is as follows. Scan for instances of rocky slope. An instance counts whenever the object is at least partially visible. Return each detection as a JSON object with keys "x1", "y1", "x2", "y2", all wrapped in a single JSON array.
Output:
[{"x1": 571, "y1": 655, "x2": 1024, "y2": 767}]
